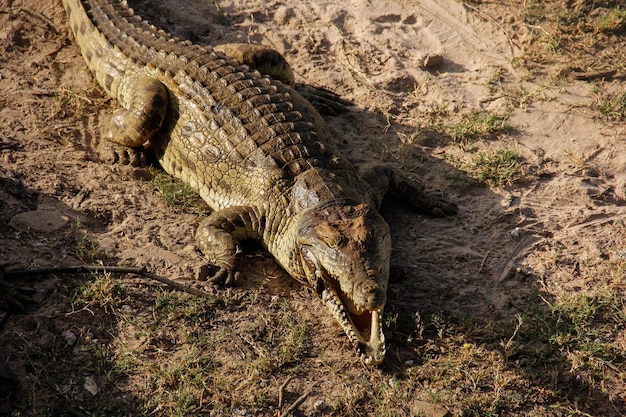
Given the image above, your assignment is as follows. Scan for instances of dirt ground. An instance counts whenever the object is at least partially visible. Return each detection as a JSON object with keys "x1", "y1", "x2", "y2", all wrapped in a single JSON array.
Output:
[{"x1": 1, "y1": 0, "x2": 626, "y2": 416}]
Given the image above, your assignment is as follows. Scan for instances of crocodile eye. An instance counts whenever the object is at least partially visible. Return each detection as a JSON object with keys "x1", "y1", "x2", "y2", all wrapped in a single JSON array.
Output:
[{"x1": 323, "y1": 236, "x2": 337, "y2": 247}]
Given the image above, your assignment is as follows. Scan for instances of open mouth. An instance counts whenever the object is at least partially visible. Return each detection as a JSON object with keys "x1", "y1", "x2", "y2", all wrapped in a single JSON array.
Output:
[
  {"x1": 351, "y1": 310, "x2": 374, "y2": 340},
  {"x1": 314, "y1": 268, "x2": 385, "y2": 365}
]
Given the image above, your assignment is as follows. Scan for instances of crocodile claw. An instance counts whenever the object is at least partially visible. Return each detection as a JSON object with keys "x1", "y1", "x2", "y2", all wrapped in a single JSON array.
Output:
[
  {"x1": 197, "y1": 264, "x2": 240, "y2": 287},
  {"x1": 99, "y1": 140, "x2": 147, "y2": 166},
  {"x1": 210, "y1": 266, "x2": 240, "y2": 287}
]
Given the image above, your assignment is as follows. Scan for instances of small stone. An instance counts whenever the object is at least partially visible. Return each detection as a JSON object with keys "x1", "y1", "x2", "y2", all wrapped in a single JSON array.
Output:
[
  {"x1": 84, "y1": 376, "x2": 99, "y2": 395},
  {"x1": 62, "y1": 330, "x2": 77, "y2": 347},
  {"x1": 420, "y1": 54, "x2": 444, "y2": 68},
  {"x1": 510, "y1": 227, "x2": 521, "y2": 238},
  {"x1": 404, "y1": 359, "x2": 414, "y2": 366}
]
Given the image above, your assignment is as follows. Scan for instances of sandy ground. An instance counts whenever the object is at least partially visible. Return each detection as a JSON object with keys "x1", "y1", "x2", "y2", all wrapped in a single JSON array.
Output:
[{"x1": 1, "y1": 0, "x2": 625, "y2": 415}]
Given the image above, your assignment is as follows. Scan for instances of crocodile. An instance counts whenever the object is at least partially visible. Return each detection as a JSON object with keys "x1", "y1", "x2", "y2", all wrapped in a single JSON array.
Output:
[{"x1": 62, "y1": 0, "x2": 457, "y2": 365}]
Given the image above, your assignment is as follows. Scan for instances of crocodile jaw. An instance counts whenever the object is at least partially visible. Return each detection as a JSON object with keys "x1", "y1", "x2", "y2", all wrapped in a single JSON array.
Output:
[{"x1": 318, "y1": 269, "x2": 386, "y2": 365}]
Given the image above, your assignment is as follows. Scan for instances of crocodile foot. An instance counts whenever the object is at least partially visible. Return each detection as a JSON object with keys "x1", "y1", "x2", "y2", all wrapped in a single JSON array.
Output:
[
  {"x1": 194, "y1": 206, "x2": 262, "y2": 287},
  {"x1": 98, "y1": 74, "x2": 168, "y2": 167},
  {"x1": 99, "y1": 139, "x2": 147, "y2": 166},
  {"x1": 295, "y1": 83, "x2": 352, "y2": 116},
  {"x1": 197, "y1": 263, "x2": 241, "y2": 287}
]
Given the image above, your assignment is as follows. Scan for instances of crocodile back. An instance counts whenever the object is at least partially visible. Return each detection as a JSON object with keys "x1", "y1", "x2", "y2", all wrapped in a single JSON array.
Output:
[{"x1": 63, "y1": 0, "x2": 365, "y2": 217}]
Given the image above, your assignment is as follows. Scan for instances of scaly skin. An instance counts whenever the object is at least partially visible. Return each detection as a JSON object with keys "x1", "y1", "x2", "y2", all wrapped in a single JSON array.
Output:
[{"x1": 62, "y1": 0, "x2": 457, "y2": 365}]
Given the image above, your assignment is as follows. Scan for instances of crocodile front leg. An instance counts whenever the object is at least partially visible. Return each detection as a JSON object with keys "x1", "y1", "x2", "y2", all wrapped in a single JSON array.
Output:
[
  {"x1": 100, "y1": 74, "x2": 169, "y2": 165},
  {"x1": 195, "y1": 206, "x2": 265, "y2": 286},
  {"x1": 360, "y1": 164, "x2": 458, "y2": 217}
]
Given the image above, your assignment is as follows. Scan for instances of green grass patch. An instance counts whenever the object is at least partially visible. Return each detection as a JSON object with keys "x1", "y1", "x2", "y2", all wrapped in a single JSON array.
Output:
[
  {"x1": 518, "y1": 0, "x2": 626, "y2": 79},
  {"x1": 276, "y1": 298, "x2": 309, "y2": 367},
  {"x1": 588, "y1": 6, "x2": 626, "y2": 34},
  {"x1": 547, "y1": 290, "x2": 626, "y2": 351},
  {"x1": 72, "y1": 272, "x2": 129, "y2": 313},
  {"x1": 451, "y1": 111, "x2": 510, "y2": 145},
  {"x1": 74, "y1": 233, "x2": 100, "y2": 263},
  {"x1": 468, "y1": 149, "x2": 524, "y2": 187},
  {"x1": 598, "y1": 91, "x2": 626, "y2": 121},
  {"x1": 149, "y1": 172, "x2": 209, "y2": 214}
]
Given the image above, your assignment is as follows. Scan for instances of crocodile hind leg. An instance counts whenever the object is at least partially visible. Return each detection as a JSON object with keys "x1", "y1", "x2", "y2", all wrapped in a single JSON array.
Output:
[
  {"x1": 100, "y1": 74, "x2": 169, "y2": 166},
  {"x1": 195, "y1": 205, "x2": 265, "y2": 286},
  {"x1": 214, "y1": 43, "x2": 295, "y2": 86},
  {"x1": 359, "y1": 164, "x2": 458, "y2": 217},
  {"x1": 215, "y1": 43, "x2": 350, "y2": 115}
]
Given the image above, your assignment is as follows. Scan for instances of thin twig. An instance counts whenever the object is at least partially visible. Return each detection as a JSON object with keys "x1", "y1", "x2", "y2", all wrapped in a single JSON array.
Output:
[
  {"x1": 572, "y1": 69, "x2": 617, "y2": 81},
  {"x1": 278, "y1": 376, "x2": 292, "y2": 408},
  {"x1": 4, "y1": 265, "x2": 212, "y2": 299},
  {"x1": 140, "y1": 271, "x2": 212, "y2": 298},
  {"x1": 478, "y1": 250, "x2": 490, "y2": 274},
  {"x1": 279, "y1": 390, "x2": 311, "y2": 417}
]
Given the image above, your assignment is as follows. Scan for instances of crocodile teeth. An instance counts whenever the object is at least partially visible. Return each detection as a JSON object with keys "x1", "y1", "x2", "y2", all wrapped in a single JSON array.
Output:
[
  {"x1": 319, "y1": 275, "x2": 385, "y2": 365},
  {"x1": 305, "y1": 254, "x2": 385, "y2": 365}
]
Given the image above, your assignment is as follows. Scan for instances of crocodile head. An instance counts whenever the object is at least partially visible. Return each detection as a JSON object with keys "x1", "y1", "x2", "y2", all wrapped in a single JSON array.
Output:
[{"x1": 296, "y1": 203, "x2": 391, "y2": 365}]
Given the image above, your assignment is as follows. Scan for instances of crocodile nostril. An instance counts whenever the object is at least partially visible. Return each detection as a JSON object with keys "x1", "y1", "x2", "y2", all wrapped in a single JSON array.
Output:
[{"x1": 358, "y1": 282, "x2": 386, "y2": 309}]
